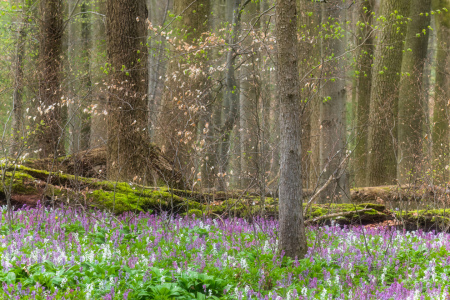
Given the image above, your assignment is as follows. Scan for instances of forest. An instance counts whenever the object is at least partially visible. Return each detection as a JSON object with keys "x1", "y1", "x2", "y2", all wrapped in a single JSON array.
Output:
[{"x1": 0, "y1": 0, "x2": 450, "y2": 298}]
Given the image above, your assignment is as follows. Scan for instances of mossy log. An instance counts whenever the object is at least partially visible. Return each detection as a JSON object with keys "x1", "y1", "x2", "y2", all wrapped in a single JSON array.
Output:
[
  {"x1": 394, "y1": 209, "x2": 450, "y2": 232},
  {"x1": 350, "y1": 185, "x2": 443, "y2": 203},
  {"x1": 4, "y1": 166, "x2": 450, "y2": 231}
]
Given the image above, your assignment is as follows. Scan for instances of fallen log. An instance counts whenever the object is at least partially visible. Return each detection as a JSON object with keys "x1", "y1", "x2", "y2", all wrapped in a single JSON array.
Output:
[{"x1": 305, "y1": 208, "x2": 374, "y2": 225}]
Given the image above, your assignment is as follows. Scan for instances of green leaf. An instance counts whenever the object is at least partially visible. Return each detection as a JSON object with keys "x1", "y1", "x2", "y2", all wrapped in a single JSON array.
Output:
[{"x1": 5, "y1": 272, "x2": 16, "y2": 284}]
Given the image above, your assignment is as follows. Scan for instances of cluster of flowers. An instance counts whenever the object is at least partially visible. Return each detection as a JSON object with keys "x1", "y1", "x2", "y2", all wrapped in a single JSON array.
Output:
[{"x1": 0, "y1": 204, "x2": 450, "y2": 299}]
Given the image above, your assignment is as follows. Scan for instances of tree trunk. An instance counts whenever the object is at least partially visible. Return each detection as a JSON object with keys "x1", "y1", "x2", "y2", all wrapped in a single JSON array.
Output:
[
  {"x1": 432, "y1": 0, "x2": 450, "y2": 183},
  {"x1": 397, "y1": 0, "x2": 432, "y2": 184},
  {"x1": 67, "y1": 0, "x2": 78, "y2": 153},
  {"x1": 147, "y1": 0, "x2": 171, "y2": 141},
  {"x1": 200, "y1": 0, "x2": 226, "y2": 189},
  {"x1": 68, "y1": 0, "x2": 92, "y2": 154},
  {"x1": 217, "y1": 0, "x2": 246, "y2": 191},
  {"x1": 258, "y1": 0, "x2": 272, "y2": 209},
  {"x1": 239, "y1": 3, "x2": 259, "y2": 189},
  {"x1": 354, "y1": 0, "x2": 375, "y2": 187},
  {"x1": 10, "y1": 8, "x2": 27, "y2": 156},
  {"x1": 366, "y1": 0, "x2": 410, "y2": 186},
  {"x1": 37, "y1": 0, "x2": 64, "y2": 158},
  {"x1": 79, "y1": 2, "x2": 91, "y2": 150},
  {"x1": 298, "y1": 0, "x2": 321, "y2": 190},
  {"x1": 301, "y1": 2, "x2": 322, "y2": 191},
  {"x1": 276, "y1": 0, "x2": 307, "y2": 259},
  {"x1": 89, "y1": 0, "x2": 107, "y2": 149},
  {"x1": 106, "y1": 0, "x2": 150, "y2": 182},
  {"x1": 318, "y1": 0, "x2": 349, "y2": 203},
  {"x1": 422, "y1": 3, "x2": 438, "y2": 170}
]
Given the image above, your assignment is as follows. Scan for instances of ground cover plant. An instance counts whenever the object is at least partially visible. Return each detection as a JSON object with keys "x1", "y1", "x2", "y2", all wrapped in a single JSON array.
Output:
[{"x1": 1, "y1": 204, "x2": 450, "y2": 299}]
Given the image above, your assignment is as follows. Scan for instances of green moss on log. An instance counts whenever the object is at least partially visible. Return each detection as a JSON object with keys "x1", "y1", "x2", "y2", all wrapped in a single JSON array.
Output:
[
  {"x1": 395, "y1": 209, "x2": 450, "y2": 228},
  {"x1": 305, "y1": 203, "x2": 386, "y2": 223},
  {"x1": 0, "y1": 171, "x2": 37, "y2": 195}
]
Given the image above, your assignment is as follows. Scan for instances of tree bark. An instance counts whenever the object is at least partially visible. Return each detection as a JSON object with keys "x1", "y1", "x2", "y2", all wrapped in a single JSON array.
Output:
[
  {"x1": 298, "y1": 0, "x2": 321, "y2": 190},
  {"x1": 276, "y1": 0, "x2": 307, "y2": 259},
  {"x1": 68, "y1": 0, "x2": 92, "y2": 154},
  {"x1": 89, "y1": 0, "x2": 108, "y2": 149},
  {"x1": 200, "y1": 0, "x2": 226, "y2": 189},
  {"x1": 217, "y1": 0, "x2": 247, "y2": 191},
  {"x1": 318, "y1": 0, "x2": 349, "y2": 203},
  {"x1": 106, "y1": 0, "x2": 150, "y2": 182},
  {"x1": 300, "y1": 2, "x2": 322, "y2": 191},
  {"x1": 37, "y1": 0, "x2": 64, "y2": 158},
  {"x1": 366, "y1": 0, "x2": 410, "y2": 186},
  {"x1": 10, "y1": 6, "x2": 27, "y2": 156},
  {"x1": 239, "y1": 1, "x2": 259, "y2": 189},
  {"x1": 397, "y1": 0, "x2": 432, "y2": 184},
  {"x1": 147, "y1": 0, "x2": 171, "y2": 141},
  {"x1": 432, "y1": 0, "x2": 450, "y2": 183},
  {"x1": 422, "y1": 2, "x2": 437, "y2": 169},
  {"x1": 354, "y1": 0, "x2": 375, "y2": 187}
]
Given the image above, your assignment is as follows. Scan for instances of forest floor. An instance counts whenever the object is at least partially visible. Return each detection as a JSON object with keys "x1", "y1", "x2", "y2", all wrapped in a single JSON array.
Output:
[
  {"x1": 2, "y1": 149, "x2": 450, "y2": 232},
  {"x1": 2, "y1": 161, "x2": 450, "y2": 233},
  {"x1": 2, "y1": 155, "x2": 450, "y2": 299},
  {"x1": 1, "y1": 205, "x2": 449, "y2": 299}
]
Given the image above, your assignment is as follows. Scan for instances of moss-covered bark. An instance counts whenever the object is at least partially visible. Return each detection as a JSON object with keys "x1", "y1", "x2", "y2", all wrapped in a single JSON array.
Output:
[{"x1": 5, "y1": 164, "x2": 450, "y2": 231}]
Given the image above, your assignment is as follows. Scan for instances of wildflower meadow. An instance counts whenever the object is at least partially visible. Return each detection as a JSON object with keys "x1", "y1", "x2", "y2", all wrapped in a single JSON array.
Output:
[{"x1": 0, "y1": 204, "x2": 450, "y2": 299}]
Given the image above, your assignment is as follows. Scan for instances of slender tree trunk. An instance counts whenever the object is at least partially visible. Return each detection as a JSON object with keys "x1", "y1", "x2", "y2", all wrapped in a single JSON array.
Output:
[
  {"x1": 276, "y1": 0, "x2": 307, "y2": 259},
  {"x1": 354, "y1": 0, "x2": 375, "y2": 187},
  {"x1": 89, "y1": 0, "x2": 107, "y2": 149},
  {"x1": 268, "y1": 61, "x2": 280, "y2": 190},
  {"x1": 304, "y1": 3, "x2": 322, "y2": 191},
  {"x1": 147, "y1": 0, "x2": 171, "y2": 141},
  {"x1": 423, "y1": 5, "x2": 437, "y2": 124},
  {"x1": 298, "y1": 0, "x2": 321, "y2": 190},
  {"x1": 258, "y1": 0, "x2": 272, "y2": 208},
  {"x1": 422, "y1": 7, "x2": 437, "y2": 180},
  {"x1": 37, "y1": 0, "x2": 64, "y2": 158},
  {"x1": 67, "y1": 0, "x2": 79, "y2": 154},
  {"x1": 68, "y1": 0, "x2": 91, "y2": 154},
  {"x1": 200, "y1": 0, "x2": 226, "y2": 189},
  {"x1": 432, "y1": 0, "x2": 450, "y2": 183},
  {"x1": 238, "y1": 1, "x2": 259, "y2": 189},
  {"x1": 106, "y1": 0, "x2": 150, "y2": 182},
  {"x1": 239, "y1": 63, "x2": 252, "y2": 189},
  {"x1": 10, "y1": 8, "x2": 27, "y2": 156},
  {"x1": 239, "y1": 67, "x2": 258, "y2": 188},
  {"x1": 397, "y1": 0, "x2": 432, "y2": 184},
  {"x1": 79, "y1": 2, "x2": 91, "y2": 150},
  {"x1": 366, "y1": 0, "x2": 410, "y2": 186},
  {"x1": 318, "y1": 0, "x2": 349, "y2": 203},
  {"x1": 217, "y1": 0, "x2": 246, "y2": 191}
]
